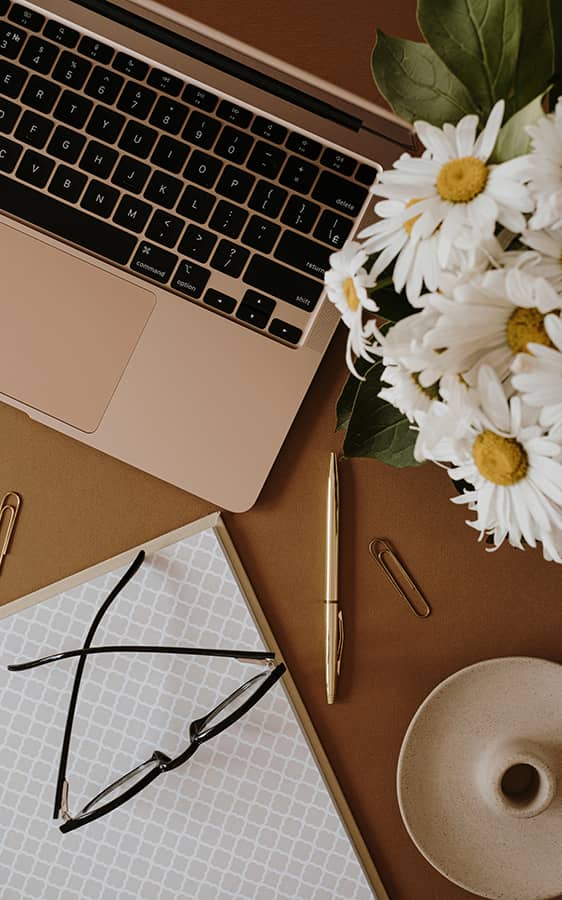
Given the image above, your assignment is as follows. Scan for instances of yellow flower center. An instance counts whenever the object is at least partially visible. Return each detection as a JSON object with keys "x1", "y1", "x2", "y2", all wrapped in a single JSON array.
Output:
[
  {"x1": 403, "y1": 197, "x2": 423, "y2": 235},
  {"x1": 506, "y1": 307, "x2": 555, "y2": 354},
  {"x1": 436, "y1": 156, "x2": 489, "y2": 203},
  {"x1": 412, "y1": 373, "x2": 440, "y2": 399},
  {"x1": 343, "y1": 277, "x2": 360, "y2": 312},
  {"x1": 472, "y1": 430, "x2": 529, "y2": 486}
]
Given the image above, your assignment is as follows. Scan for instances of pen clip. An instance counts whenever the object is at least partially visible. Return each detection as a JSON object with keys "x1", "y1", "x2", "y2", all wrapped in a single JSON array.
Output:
[
  {"x1": 0, "y1": 492, "x2": 21, "y2": 570},
  {"x1": 336, "y1": 610, "x2": 344, "y2": 675},
  {"x1": 369, "y1": 538, "x2": 431, "y2": 618}
]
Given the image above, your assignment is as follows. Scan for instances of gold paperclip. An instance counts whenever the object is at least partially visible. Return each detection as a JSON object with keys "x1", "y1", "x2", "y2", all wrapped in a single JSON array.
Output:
[
  {"x1": 0, "y1": 492, "x2": 21, "y2": 571},
  {"x1": 368, "y1": 538, "x2": 431, "y2": 618}
]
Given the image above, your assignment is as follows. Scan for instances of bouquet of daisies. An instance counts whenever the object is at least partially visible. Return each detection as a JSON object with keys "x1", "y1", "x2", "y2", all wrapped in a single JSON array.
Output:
[{"x1": 325, "y1": 0, "x2": 562, "y2": 563}]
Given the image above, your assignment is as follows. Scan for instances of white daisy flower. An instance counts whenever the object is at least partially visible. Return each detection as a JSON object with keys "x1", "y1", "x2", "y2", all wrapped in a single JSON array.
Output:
[
  {"x1": 518, "y1": 227, "x2": 562, "y2": 299},
  {"x1": 379, "y1": 361, "x2": 439, "y2": 424},
  {"x1": 379, "y1": 307, "x2": 443, "y2": 387},
  {"x1": 424, "y1": 266, "x2": 562, "y2": 383},
  {"x1": 324, "y1": 242, "x2": 379, "y2": 376},
  {"x1": 414, "y1": 374, "x2": 478, "y2": 463},
  {"x1": 527, "y1": 98, "x2": 562, "y2": 230},
  {"x1": 432, "y1": 366, "x2": 562, "y2": 562},
  {"x1": 369, "y1": 100, "x2": 532, "y2": 280},
  {"x1": 512, "y1": 312, "x2": 562, "y2": 432}
]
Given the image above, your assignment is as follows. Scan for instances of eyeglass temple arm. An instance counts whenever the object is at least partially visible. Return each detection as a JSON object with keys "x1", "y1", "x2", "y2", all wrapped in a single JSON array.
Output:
[
  {"x1": 52, "y1": 549, "x2": 146, "y2": 820},
  {"x1": 8, "y1": 647, "x2": 275, "y2": 671}
]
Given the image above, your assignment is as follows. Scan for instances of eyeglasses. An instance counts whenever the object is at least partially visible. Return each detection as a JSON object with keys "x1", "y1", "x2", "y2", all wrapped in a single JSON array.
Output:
[{"x1": 8, "y1": 550, "x2": 285, "y2": 833}]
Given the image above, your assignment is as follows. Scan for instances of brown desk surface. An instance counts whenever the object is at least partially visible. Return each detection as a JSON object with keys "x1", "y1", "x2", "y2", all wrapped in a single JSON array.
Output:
[{"x1": 2, "y1": 2, "x2": 561, "y2": 898}]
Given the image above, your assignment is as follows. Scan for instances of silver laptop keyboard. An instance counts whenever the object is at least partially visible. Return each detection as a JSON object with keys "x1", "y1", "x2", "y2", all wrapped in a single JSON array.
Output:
[{"x1": 0, "y1": 1, "x2": 376, "y2": 345}]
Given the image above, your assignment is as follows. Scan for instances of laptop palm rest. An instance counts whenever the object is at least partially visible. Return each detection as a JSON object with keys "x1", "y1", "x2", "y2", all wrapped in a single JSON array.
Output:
[{"x1": 0, "y1": 224, "x2": 156, "y2": 433}]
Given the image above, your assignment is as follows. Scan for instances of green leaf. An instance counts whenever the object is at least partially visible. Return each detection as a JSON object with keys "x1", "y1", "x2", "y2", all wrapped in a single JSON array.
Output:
[
  {"x1": 372, "y1": 32, "x2": 478, "y2": 127},
  {"x1": 371, "y1": 284, "x2": 416, "y2": 323},
  {"x1": 418, "y1": 0, "x2": 522, "y2": 114},
  {"x1": 335, "y1": 358, "x2": 372, "y2": 431},
  {"x1": 551, "y1": 0, "x2": 562, "y2": 103},
  {"x1": 343, "y1": 361, "x2": 422, "y2": 467},
  {"x1": 491, "y1": 93, "x2": 546, "y2": 162},
  {"x1": 512, "y1": 0, "x2": 554, "y2": 115}
]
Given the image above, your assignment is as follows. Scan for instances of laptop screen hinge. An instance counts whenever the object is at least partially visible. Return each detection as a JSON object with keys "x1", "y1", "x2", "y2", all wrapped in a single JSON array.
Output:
[{"x1": 70, "y1": 0, "x2": 363, "y2": 132}]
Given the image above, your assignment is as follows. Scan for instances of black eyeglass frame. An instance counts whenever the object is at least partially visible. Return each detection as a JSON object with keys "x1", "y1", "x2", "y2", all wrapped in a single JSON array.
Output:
[{"x1": 8, "y1": 550, "x2": 285, "y2": 833}]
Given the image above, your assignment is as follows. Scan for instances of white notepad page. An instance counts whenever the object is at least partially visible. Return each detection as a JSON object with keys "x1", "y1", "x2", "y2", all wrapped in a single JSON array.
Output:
[{"x1": 0, "y1": 523, "x2": 376, "y2": 900}]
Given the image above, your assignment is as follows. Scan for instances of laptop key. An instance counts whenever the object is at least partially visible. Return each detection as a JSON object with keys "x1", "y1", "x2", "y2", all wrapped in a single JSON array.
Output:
[
  {"x1": 151, "y1": 134, "x2": 189, "y2": 173},
  {"x1": 355, "y1": 162, "x2": 378, "y2": 186},
  {"x1": 8, "y1": 4, "x2": 45, "y2": 31},
  {"x1": 53, "y1": 89, "x2": 92, "y2": 127},
  {"x1": 81, "y1": 179, "x2": 119, "y2": 217},
  {"x1": 251, "y1": 116, "x2": 287, "y2": 145},
  {"x1": 0, "y1": 171, "x2": 136, "y2": 262},
  {"x1": 52, "y1": 51, "x2": 92, "y2": 90},
  {"x1": 0, "y1": 97, "x2": 20, "y2": 132},
  {"x1": 16, "y1": 147, "x2": 54, "y2": 186},
  {"x1": 147, "y1": 68, "x2": 182, "y2": 96},
  {"x1": 209, "y1": 200, "x2": 247, "y2": 238},
  {"x1": 286, "y1": 132, "x2": 321, "y2": 160},
  {"x1": 280, "y1": 196, "x2": 320, "y2": 233},
  {"x1": 217, "y1": 100, "x2": 252, "y2": 128},
  {"x1": 113, "y1": 194, "x2": 151, "y2": 232},
  {"x1": 80, "y1": 139, "x2": 118, "y2": 178},
  {"x1": 20, "y1": 36, "x2": 59, "y2": 74},
  {"x1": 241, "y1": 215, "x2": 280, "y2": 253},
  {"x1": 0, "y1": 1, "x2": 8, "y2": 15},
  {"x1": 214, "y1": 125, "x2": 253, "y2": 164},
  {"x1": 182, "y1": 84, "x2": 217, "y2": 111},
  {"x1": 178, "y1": 224, "x2": 216, "y2": 262},
  {"x1": 14, "y1": 109, "x2": 53, "y2": 148},
  {"x1": 78, "y1": 36, "x2": 114, "y2": 65},
  {"x1": 48, "y1": 164, "x2": 87, "y2": 202},
  {"x1": 216, "y1": 164, "x2": 254, "y2": 203},
  {"x1": 247, "y1": 141, "x2": 286, "y2": 179},
  {"x1": 204, "y1": 288, "x2": 236, "y2": 314},
  {"x1": 210, "y1": 240, "x2": 249, "y2": 278},
  {"x1": 274, "y1": 231, "x2": 331, "y2": 279},
  {"x1": 242, "y1": 290, "x2": 276, "y2": 315},
  {"x1": 117, "y1": 81, "x2": 156, "y2": 119},
  {"x1": 248, "y1": 180, "x2": 287, "y2": 218},
  {"x1": 22, "y1": 74, "x2": 60, "y2": 112},
  {"x1": 130, "y1": 241, "x2": 178, "y2": 284},
  {"x1": 0, "y1": 23, "x2": 26, "y2": 59},
  {"x1": 269, "y1": 318, "x2": 302, "y2": 344},
  {"x1": 149, "y1": 96, "x2": 189, "y2": 134},
  {"x1": 243, "y1": 255, "x2": 323, "y2": 312},
  {"x1": 85, "y1": 65, "x2": 123, "y2": 103},
  {"x1": 279, "y1": 156, "x2": 318, "y2": 194},
  {"x1": 171, "y1": 259, "x2": 211, "y2": 298},
  {"x1": 43, "y1": 21, "x2": 79, "y2": 48},
  {"x1": 0, "y1": 134, "x2": 22, "y2": 171},
  {"x1": 144, "y1": 169, "x2": 182, "y2": 208},
  {"x1": 112, "y1": 52, "x2": 148, "y2": 81},
  {"x1": 184, "y1": 149, "x2": 222, "y2": 188},
  {"x1": 236, "y1": 304, "x2": 269, "y2": 329},
  {"x1": 86, "y1": 105, "x2": 125, "y2": 142},
  {"x1": 312, "y1": 170, "x2": 368, "y2": 217},
  {"x1": 0, "y1": 60, "x2": 27, "y2": 97},
  {"x1": 313, "y1": 210, "x2": 353, "y2": 249},
  {"x1": 321, "y1": 147, "x2": 356, "y2": 176},
  {"x1": 182, "y1": 110, "x2": 220, "y2": 149},
  {"x1": 118, "y1": 120, "x2": 157, "y2": 159},
  {"x1": 146, "y1": 209, "x2": 184, "y2": 247},
  {"x1": 111, "y1": 154, "x2": 150, "y2": 193},
  {"x1": 176, "y1": 184, "x2": 215, "y2": 223}
]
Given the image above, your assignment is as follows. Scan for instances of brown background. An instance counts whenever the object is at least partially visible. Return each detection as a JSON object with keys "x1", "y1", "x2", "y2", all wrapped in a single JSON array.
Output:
[{"x1": 2, "y1": 2, "x2": 562, "y2": 898}]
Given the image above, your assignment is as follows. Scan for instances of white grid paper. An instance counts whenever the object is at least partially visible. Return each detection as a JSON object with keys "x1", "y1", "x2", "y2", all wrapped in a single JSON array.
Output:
[{"x1": 0, "y1": 528, "x2": 374, "y2": 899}]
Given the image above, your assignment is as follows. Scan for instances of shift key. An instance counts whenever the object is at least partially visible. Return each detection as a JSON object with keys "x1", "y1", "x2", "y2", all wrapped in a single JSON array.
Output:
[
  {"x1": 243, "y1": 254, "x2": 323, "y2": 312},
  {"x1": 312, "y1": 170, "x2": 367, "y2": 217}
]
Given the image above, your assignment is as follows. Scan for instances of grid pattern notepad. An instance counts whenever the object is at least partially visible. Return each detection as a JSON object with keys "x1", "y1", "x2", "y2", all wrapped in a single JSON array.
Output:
[{"x1": 0, "y1": 526, "x2": 374, "y2": 900}]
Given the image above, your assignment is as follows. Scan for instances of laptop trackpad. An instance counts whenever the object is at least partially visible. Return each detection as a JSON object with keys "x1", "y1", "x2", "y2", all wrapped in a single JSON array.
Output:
[{"x1": 0, "y1": 225, "x2": 156, "y2": 433}]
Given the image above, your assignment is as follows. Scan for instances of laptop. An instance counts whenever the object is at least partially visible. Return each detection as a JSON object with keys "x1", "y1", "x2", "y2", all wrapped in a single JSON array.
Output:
[{"x1": 0, "y1": 0, "x2": 414, "y2": 511}]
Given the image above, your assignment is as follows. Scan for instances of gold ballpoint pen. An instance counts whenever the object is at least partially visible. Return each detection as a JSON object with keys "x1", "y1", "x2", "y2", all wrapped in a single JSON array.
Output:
[{"x1": 325, "y1": 452, "x2": 344, "y2": 704}]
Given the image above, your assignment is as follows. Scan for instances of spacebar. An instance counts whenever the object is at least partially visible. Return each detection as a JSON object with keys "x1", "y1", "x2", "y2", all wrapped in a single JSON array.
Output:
[{"x1": 0, "y1": 174, "x2": 136, "y2": 266}]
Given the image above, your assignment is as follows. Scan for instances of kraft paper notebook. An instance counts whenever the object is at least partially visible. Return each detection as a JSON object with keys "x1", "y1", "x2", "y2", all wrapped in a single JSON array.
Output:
[{"x1": 0, "y1": 513, "x2": 387, "y2": 900}]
